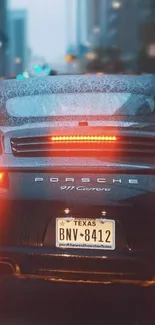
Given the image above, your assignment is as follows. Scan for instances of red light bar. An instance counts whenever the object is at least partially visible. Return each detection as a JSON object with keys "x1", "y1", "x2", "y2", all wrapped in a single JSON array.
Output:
[{"x1": 49, "y1": 135, "x2": 117, "y2": 142}]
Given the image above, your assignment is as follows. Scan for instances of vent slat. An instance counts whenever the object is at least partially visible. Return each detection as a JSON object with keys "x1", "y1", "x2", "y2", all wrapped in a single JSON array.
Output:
[
  {"x1": 11, "y1": 142, "x2": 155, "y2": 151},
  {"x1": 10, "y1": 135, "x2": 155, "y2": 157}
]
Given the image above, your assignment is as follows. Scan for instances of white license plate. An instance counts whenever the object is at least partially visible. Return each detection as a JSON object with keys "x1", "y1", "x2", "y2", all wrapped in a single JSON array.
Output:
[{"x1": 56, "y1": 218, "x2": 115, "y2": 250}]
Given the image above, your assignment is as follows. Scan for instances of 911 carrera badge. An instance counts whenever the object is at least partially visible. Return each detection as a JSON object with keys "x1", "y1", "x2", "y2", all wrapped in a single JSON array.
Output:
[{"x1": 60, "y1": 186, "x2": 111, "y2": 192}]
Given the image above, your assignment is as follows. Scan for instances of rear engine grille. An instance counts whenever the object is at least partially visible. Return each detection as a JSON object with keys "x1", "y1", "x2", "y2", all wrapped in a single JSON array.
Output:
[{"x1": 10, "y1": 135, "x2": 155, "y2": 157}]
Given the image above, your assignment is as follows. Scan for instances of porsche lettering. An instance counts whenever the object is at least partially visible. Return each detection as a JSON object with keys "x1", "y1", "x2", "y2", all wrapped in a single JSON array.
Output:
[{"x1": 35, "y1": 177, "x2": 138, "y2": 184}]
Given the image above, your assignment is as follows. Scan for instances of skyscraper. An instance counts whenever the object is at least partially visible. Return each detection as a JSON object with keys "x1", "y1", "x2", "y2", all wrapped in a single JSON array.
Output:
[
  {"x1": 112, "y1": 0, "x2": 141, "y2": 57},
  {"x1": 0, "y1": 0, "x2": 8, "y2": 77},
  {"x1": 76, "y1": 0, "x2": 107, "y2": 49},
  {"x1": 8, "y1": 10, "x2": 28, "y2": 76},
  {"x1": 76, "y1": 0, "x2": 90, "y2": 52},
  {"x1": 78, "y1": 1, "x2": 155, "y2": 53}
]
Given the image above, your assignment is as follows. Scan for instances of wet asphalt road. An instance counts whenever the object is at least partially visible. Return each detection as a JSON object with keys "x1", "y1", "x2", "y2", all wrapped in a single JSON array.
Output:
[{"x1": 0, "y1": 277, "x2": 155, "y2": 324}]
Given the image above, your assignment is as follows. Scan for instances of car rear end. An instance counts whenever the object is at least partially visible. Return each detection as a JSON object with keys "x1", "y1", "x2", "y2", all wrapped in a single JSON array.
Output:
[{"x1": 0, "y1": 75, "x2": 155, "y2": 285}]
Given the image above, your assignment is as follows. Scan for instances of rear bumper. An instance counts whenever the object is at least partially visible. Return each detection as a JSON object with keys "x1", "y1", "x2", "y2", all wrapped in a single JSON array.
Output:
[{"x1": 1, "y1": 247, "x2": 155, "y2": 286}]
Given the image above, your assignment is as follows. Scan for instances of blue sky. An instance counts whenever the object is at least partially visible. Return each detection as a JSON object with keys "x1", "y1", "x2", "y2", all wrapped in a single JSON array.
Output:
[{"x1": 9, "y1": 0, "x2": 76, "y2": 63}]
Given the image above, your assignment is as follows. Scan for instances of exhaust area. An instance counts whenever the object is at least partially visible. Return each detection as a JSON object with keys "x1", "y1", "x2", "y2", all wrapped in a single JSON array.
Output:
[
  {"x1": 0, "y1": 262, "x2": 14, "y2": 275},
  {"x1": 0, "y1": 258, "x2": 20, "y2": 276}
]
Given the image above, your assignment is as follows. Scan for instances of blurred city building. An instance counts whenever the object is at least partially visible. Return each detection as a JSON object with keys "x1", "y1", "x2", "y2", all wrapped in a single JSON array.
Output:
[
  {"x1": 76, "y1": 0, "x2": 107, "y2": 49},
  {"x1": 107, "y1": 0, "x2": 140, "y2": 59},
  {"x1": 139, "y1": 0, "x2": 155, "y2": 73},
  {"x1": 68, "y1": 0, "x2": 155, "y2": 73},
  {"x1": 0, "y1": 0, "x2": 8, "y2": 77},
  {"x1": 75, "y1": 0, "x2": 141, "y2": 58},
  {"x1": 8, "y1": 10, "x2": 28, "y2": 76},
  {"x1": 76, "y1": 0, "x2": 89, "y2": 49}
]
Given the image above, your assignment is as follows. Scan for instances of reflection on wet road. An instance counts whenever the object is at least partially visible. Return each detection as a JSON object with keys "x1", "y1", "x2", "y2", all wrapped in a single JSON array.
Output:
[{"x1": 0, "y1": 277, "x2": 155, "y2": 324}]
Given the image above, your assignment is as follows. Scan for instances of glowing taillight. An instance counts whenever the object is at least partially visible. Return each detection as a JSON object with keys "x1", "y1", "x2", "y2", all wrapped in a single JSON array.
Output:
[
  {"x1": 0, "y1": 172, "x2": 8, "y2": 188},
  {"x1": 49, "y1": 135, "x2": 117, "y2": 142},
  {"x1": 0, "y1": 173, "x2": 5, "y2": 181}
]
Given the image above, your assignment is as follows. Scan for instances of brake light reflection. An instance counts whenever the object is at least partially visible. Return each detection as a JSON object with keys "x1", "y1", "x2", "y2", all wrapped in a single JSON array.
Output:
[{"x1": 49, "y1": 136, "x2": 117, "y2": 142}]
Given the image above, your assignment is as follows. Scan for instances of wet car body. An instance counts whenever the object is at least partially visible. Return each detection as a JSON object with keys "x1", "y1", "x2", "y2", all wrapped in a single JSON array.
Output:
[{"x1": 0, "y1": 75, "x2": 155, "y2": 285}]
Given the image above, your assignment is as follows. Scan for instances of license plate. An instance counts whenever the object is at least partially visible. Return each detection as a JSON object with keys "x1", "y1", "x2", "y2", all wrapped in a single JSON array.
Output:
[{"x1": 56, "y1": 218, "x2": 115, "y2": 250}]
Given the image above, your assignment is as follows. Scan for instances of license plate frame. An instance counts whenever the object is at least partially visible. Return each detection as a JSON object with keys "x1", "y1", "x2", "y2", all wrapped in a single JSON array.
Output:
[{"x1": 56, "y1": 218, "x2": 115, "y2": 250}]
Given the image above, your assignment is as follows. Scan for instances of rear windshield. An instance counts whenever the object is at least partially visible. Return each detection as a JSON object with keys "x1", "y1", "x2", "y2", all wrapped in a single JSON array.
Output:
[{"x1": 6, "y1": 92, "x2": 155, "y2": 117}]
